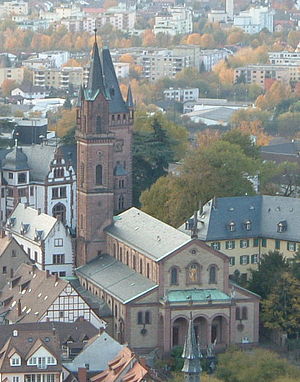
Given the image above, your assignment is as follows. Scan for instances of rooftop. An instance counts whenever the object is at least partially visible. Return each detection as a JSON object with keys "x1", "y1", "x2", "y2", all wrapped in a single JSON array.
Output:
[
  {"x1": 76, "y1": 253, "x2": 158, "y2": 304},
  {"x1": 166, "y1": 288, "x2": 231, "y2": 303},
  {"x1": 106, "y1": 207, "x2": 191, "y2": 261}
]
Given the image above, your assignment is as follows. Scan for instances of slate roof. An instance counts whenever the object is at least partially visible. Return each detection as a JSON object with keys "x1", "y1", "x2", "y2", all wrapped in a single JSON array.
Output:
[
  {"x1": 85, "y1": 41, "x2": 107, "y2": 100},
  {"x1": 6, "y1": 203, "x2": 57, "y2": 242},
  {"x1": 2, "y1": 147, "x2": 29, "y2": 171},
  {"x1": 261, "y1": 141, "x2": 300, "y2": 156},
  {"x1": 102, "y1": 47, "x2": 128, "y2": 114},
  {"x1": 179, "y1": 195, "x2": 300, "y2": 242},
  {"x1": 76, "y1": 254, "x2": 158, "y2": 304},
  {"x1": 106, "y1": 207, "x2": 191, "y2": 261},
  {"x1": 0, "y1": 143, "x2": 77, "y2": 181}
]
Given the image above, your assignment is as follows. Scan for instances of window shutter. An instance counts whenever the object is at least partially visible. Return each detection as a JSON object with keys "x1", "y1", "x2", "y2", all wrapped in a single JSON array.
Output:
[
  {"x1": 247, "y1": 240, "x2": 249, "y2": 247},
  {"x1": 225, "y1": 241, "x2": 229, "y2": 249},
  {"x1": 240, "y1": 256, "x2": 243, "y2": 265},
  {"x1": 246, "y1": 255, "x2": 250, "y2": 264},
  {"x1": 232, "y1": 241, "x2": 235, "y2": 249},
  {"x1": 240, "y1": 240, "x2": 243, "y2": 248}
]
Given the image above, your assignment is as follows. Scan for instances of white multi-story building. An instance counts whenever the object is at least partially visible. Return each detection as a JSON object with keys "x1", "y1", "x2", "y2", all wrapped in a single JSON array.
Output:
[
  {"x1": 0, "y1": 0, "x2": 28, "y2": 17},
  {"x1": 163, "y1": 87, "x2": 199, "y2": 102},
  {"x1": 0, "y1": 144, "x2": 77, "y2": 229},
  {"x1": 268, "y1": 51, "x2": 300, "y2": 65},
  {"x1": 234, "y1": 6, "x2": 274, "y2": 34},
  {"x1": 96, "y1": 10, "x2": 136, "y2": 32},
  {"x1": 154, "y1": 6, "x2": 193, "y2": 36},
  {"x1": 37, "y1": 51, "x2": 70, "y2": 68},
  {"x1": 6, "y1": 203, "x2": 74, "y2": 276},
  {"x1": 113, "y1": 62, "x2": 130, "y2": 78}
]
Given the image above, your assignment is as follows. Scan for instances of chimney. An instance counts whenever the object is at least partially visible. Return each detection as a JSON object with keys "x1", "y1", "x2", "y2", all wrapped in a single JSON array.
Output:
[
  {"x1": 17, "y1": 299, "x2": 21, "y2": 316},
  {"x1": 78, "y1": 368, "x2": 87, "y2": 382},
  {"x1": 37, "y1": 208, "x2": 41, "y2": 215}
]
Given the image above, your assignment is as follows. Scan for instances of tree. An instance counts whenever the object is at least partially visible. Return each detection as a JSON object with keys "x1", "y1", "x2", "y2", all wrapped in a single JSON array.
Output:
[
  {"x1": 1, "y1": 78, "x2": 16, "y2": 97},
  {"x1": 248, "y1": 251, "x2": 289, "y2": 299},
  {"x1": 119, "y1": 53, "x2": 134, "y2": 64},
  {"x1": 141, "y1": 139, "x2": 260, "y2": 226},
  {"x1": 186, "y1": 33, "x2": 202, "y2": 45},
  {"x1": 50, "y1": 109, "x2": 76, "y2": 137},
  {"x1": 262, "y1": 272, "x2": 300, "y2": 335},
  {"x1": 217, "y1": 348, "x2": 299, "y2": 382}
]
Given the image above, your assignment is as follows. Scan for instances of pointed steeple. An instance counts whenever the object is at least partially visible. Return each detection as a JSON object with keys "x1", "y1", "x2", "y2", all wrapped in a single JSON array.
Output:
[
  {"x1": 126, "y1": 85, "x2": 134, "y2": 108},
  {"x1": 76, "y1": 85, "x2": 84, "y2": 107},
  {"x1": 182, "y1": 312, "x2": 202, "y2": 382},
  {"x1": 86, "y1": 30, "x2": 106, "y2": 99},
  {"x1": 102, "y1": 47, "x2": 128, "y2": 113}
]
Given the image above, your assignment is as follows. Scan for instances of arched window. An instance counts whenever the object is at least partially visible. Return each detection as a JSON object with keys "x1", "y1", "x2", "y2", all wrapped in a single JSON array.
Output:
[
  {"x1": 52, "y1": 203, "x2": 66, "y2": 224},
  {"x1": 96, "y1": 116, "x2": 101, "y2": 133},
  {"x1": 209, "y1": 265, "x2": 217, "y2": 284},
  {"x1": 145, "y1": 311, "x2": 151, "y2": 324},
  {"x1": 118, "y1": 195, "x2": 124, "y2": 210},
  {"x1": 95, "y1": 165, "x2": 102, "y2": 185},
  {"x1": 146, "y1": 263, "x2": 150, "y2": 278},
  {"x1": 119, "y1": 247, "x2": 123, "y2": 262},
  {"x1": 242, "y1": 307, "x2": 248, "y2": 320},
  {"x1": 126, "y1": 251, "x2": 129, "y2": 265},
  {"x1": 236, "y1": 307, "x2": 241, "y2": 320},
  {"x1": 137, "y1": 311, "x2": 143, "y2": 324},
  {"x1": 170, "y1": 267, "x2": 178, "y2": 285}
]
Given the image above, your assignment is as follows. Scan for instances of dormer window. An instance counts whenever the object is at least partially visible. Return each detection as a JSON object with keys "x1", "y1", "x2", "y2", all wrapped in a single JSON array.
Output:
[
  {"x1": 277, "y1": 221, "x2": 287, "y2": 233},
  {"x1": 10, "y1": 354, "x2": 21, "y2": 366},
  {"x1": 244, "y1": 220, "x2": 251, "y2": 231},
  {"x1": 228, "y1": 221, "x2": 236, "y2": 232}
]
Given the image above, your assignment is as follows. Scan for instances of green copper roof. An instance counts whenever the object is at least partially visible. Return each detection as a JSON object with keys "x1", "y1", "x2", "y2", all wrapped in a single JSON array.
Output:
[{"x1": 167, "y1": 289, "x2": 231, "y2": 303}]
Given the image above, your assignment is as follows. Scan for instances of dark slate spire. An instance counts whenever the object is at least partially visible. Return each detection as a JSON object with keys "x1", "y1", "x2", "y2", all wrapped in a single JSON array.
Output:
[
  {"x1": 182, "y1": 312, "x2": 202, "y2": 382},
  {"x1": 76, "y1": 85, "x2": 84, "y2": 107},
  {"x1": 126, "y1": 85, "x2": 134, "y2": 108},
  {"x1": 86, "y1": 30, "x2": 106, "y2": 99},
  {"x1": 102, "y1": 47, "x2": 128, "y2": 113}
]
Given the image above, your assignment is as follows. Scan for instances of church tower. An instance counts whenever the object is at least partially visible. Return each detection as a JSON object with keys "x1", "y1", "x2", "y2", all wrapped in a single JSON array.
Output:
[{"x1": 76, "y1": 35, "x2": 133, "y2": 266}]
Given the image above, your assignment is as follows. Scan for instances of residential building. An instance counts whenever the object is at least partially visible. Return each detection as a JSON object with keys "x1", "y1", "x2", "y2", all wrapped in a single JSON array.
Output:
[
  {"x1": 179, "y1": 195, "x2": 300, "y2": 281},
  {"x1": 11, "y1": 86, "x2": 50, "y2": 100},
  {"x1": 163, "y1": 87, "x2": 199, "y2": 102},
  {"x1": 113, "y1": 62, "x2": 130, "y2": 78},
  {"x1": 6, "y1": 203, "x2": 74, "y2": 276},
  {"x1": 233, "y1": 6, "x2": 274, "y2": 34},
  {"x1": 208, "y1": 10, "x2": 228, "y2": 23},
  {"x1": 96, "y1": 10, "x2": 136, "y2": 32},
  {"x1": 0, "y1": 231, "x2": 31, "y2": 290},
  {"x1": 0, "y1": 0, "x2": 28, "y2": 17},
  {"x1": 226, "y1": 0, "x2": 234, "y2": 19},
  {"x1": 0, "y1": 143, "x2": 77, "y2": 229},
  {"x1": 37, "y1": 51, "x2": 70, "y2": 68},
  {"x1": 268, "y1": 51, "x2": 300, "y2": 65},
  {"x1": 90, "y1": 347, "x2": 149, "y2": 382},
  {"x1": 77, "y1": 208, "x2": 259, "y2": 353},
  {"x1": 234, "y1": 64, "x2": 300, "y2": 89},
  {"x1": 0, "y1": 320, "x2": 98, "y2": 382},
  {"x1": 154, "y1": 6, "x2": 193, "y2": 36},
  {"x1": 0, "y1": 67, "x2": 24, "y2": 86},
  {"x1": 0, "y1": 263, "x2": 107, "y2": 327},
  {"x1": 33, "y1": 67, "x2": 84, "y2": 89}
]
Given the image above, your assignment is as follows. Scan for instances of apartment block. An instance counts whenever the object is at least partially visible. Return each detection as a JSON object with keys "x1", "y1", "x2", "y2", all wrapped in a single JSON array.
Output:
[
  {"x1": 163, "y1": 87, "x2": 199, "y2": 102},
  {"x1": 268, "y1": 51, "x2": 300, "y2": 65},
  {"x1": 0, "y1": 67, "x2": 24, "y2": 85},
  {"x1": 234, "y1": 6, "x2": 274, "y2": 34},
  {"x1": 154, "y1": 6, "x2": 193, "y2": 36},
  {"x1": 0, "y1": 0, "x2": 28, "y2": 17},
  {"x1": 33, "y1": 67, "x2": 84, "y2": 88},
  {"x1": 234, "y1": 64, "x2": 300, "y2": 89}
]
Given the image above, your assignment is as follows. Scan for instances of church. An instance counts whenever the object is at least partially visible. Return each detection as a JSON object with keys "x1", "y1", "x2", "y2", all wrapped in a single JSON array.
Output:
[{"x1": 75, "y1": 37, "x2": 260, "y2": 355}]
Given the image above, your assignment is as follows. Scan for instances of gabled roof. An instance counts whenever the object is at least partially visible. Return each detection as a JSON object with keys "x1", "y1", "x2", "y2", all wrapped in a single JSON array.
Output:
[
  {"x1": 0, "y1": 263, "x2": 68, "y2": 323},
  {"x1": 76, "y1": 254, "x2": 158, "y2": 304},
  {"x1": 106, "y1": 207, "x2": 191, "y2": 262},
  {"x1": 6, "y1": 203, "x2": 58, "y2": 242},
  {"x1": 179, "y1": 195, "x2": 300, "y2": 242}
]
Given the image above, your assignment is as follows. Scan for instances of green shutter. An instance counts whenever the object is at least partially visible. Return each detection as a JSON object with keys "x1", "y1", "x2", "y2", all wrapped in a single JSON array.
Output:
[
  {"x1": 240, "y1": 256, "x2": 243, "y2": 265},
  {"x1": 253, "y1": 238, "x2": 259, "y2": 247},
  {"x1": 240, "y1": 240, "x2": 243, "y2": 248},
  {"x1": 232, "y1": 241, "x2": 235, "y2": 249},
  {"x1": 231, "y1": 257, "x2": 235, "y2": 266},
  {"x1": 247, "y1": 240, "x2": 249, "y2": 247},
  {"x1": 225, "y1": 241, "x2": 229, "y2": 249},
  {"x1": 275, "y1": 240, "x2": 280, "y2": 250},
  {"x1": 262, "y1": 238, "x2": 267, "y2": 247},
  {"x1": 246, "y1": 255, "x2": 250, "y2": 264}
]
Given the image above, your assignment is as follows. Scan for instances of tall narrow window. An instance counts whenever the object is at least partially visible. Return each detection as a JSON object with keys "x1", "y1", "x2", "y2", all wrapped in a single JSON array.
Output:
[
  {"x1": 145, "y1": 311, "x2": 151, "y2": 324},
  {"x1": 96, "y1": 116, "x2": 101, "y2": 133},
  {"x1": 146, "y1": 263, "x2": 150, "y2": 278},
  {"x1": 242, "y1": 307, "x2": 248, "y2": 320},
  {"x1": 209, "y1": 265, "x2": 217, "y2": 284},
  {"x1": 95, "y1": 165, "x2": 102, "y2": 185},
  {"x1": 236, "y1": 307, "x2": 241, "y2": 320},
  {"x1": 118, "y1": 195, "x2": 124, "y2": 210},
  {"x1": 137, "y1": 311, "x2": 143, "y2": 324},
  {"x1": 80, "y1": 163, "x2": 84, "y2": 186},
  {"x1": 170, "y1": 267, "x2": 178, "y2": 285}
]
